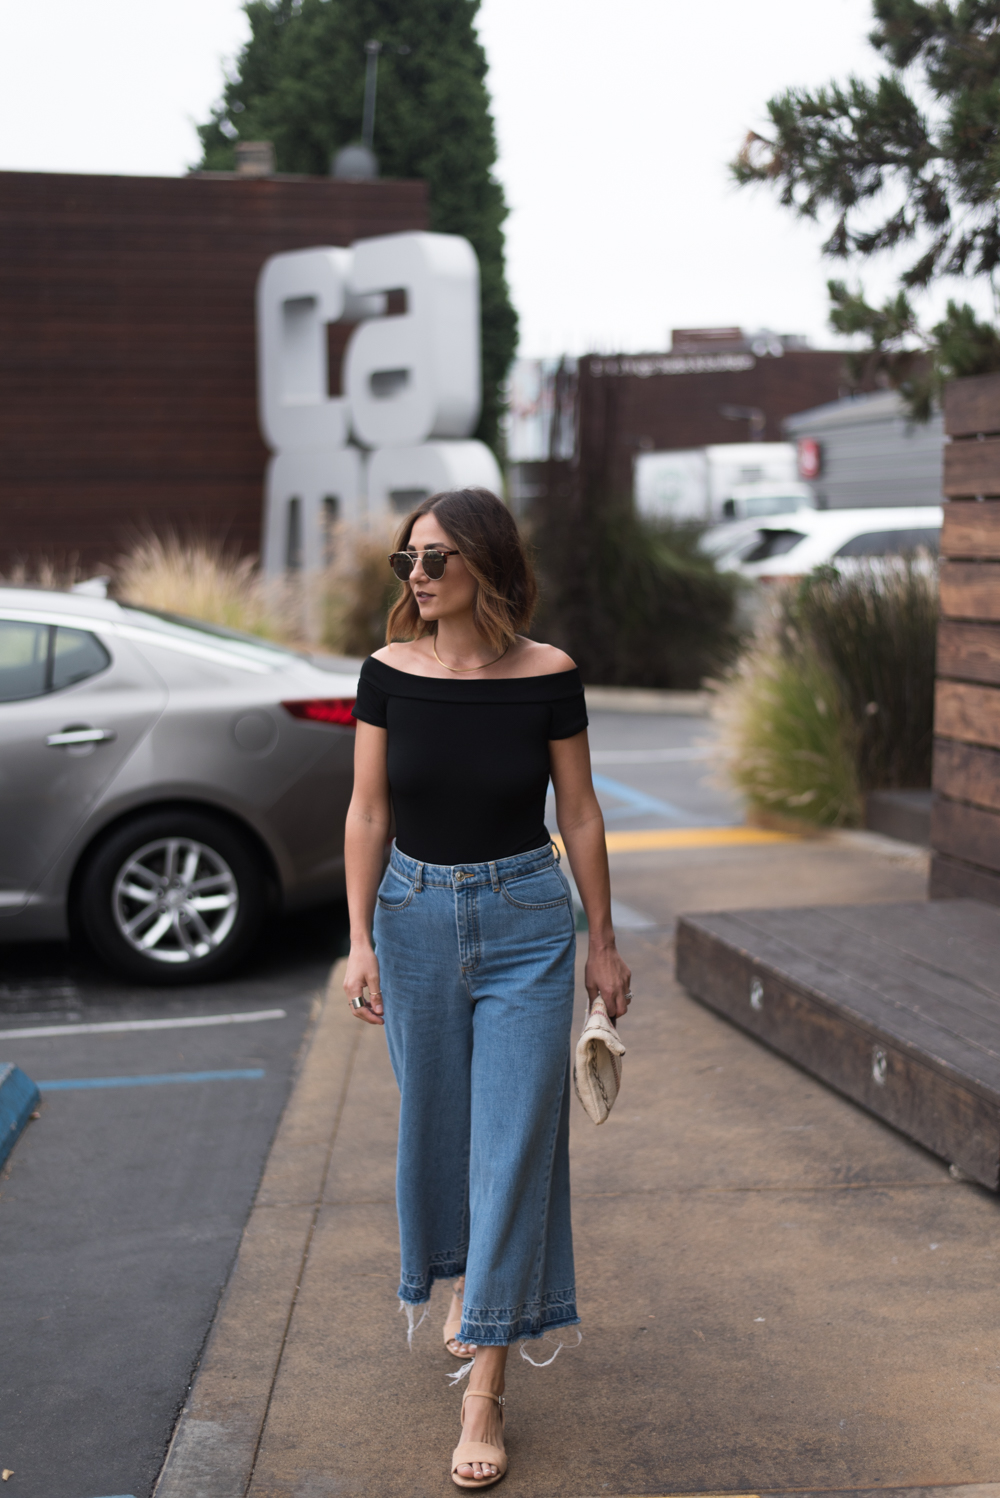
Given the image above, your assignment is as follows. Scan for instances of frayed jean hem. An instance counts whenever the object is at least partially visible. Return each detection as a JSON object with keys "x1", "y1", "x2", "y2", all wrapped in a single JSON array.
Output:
[
  {"x1": 398, "y1": 1259, "x2": 466, "y2": 1306},
  {"x1": 460, "y1": 1293, "x2": 579, "y2": 1347}
]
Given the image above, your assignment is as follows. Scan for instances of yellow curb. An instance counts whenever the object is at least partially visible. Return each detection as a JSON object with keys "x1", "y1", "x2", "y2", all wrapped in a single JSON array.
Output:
[{"x1": 554, "y1": 828, "x2": 799, "y2": 855}]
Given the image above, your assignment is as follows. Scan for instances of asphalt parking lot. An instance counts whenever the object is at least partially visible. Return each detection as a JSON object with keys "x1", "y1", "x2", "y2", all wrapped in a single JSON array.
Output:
[
  {"x1": 0, "y1": 706, "x2": 730, "y2": 1498},
  {"x1": 0, "y1": 905, "x2": 347, "y2": 1498}
]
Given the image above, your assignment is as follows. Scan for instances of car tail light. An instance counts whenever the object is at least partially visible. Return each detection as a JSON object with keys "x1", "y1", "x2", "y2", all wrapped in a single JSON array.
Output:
[{"x1": 281, "y1": 697, "x2": 357, "y2": 727}]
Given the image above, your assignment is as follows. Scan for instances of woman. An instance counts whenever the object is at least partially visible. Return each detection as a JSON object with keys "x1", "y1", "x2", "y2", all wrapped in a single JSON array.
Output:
[{"x1": 343, "y1": 487, "x2": 630, "y2": 1488}]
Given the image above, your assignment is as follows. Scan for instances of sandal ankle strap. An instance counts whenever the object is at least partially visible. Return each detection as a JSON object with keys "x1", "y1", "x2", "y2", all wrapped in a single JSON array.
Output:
[{"x1": 461, "y1": 1388, "x2": 505, "y2": 1415}]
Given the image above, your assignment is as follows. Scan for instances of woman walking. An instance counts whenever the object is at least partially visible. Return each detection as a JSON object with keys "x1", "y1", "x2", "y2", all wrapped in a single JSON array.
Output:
[{"x1": 343, "y1": 487, "x2": 630, "y2": 1487}]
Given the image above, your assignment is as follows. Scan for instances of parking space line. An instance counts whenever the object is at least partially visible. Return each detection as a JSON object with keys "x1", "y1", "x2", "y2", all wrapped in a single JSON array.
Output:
[
  {"x1": 590, "y1": 772, "x2": 712, "y2": 825},
  {"x1": 0, "y1": 1009, "x2": 286, "y2": 1041},
  {"x1": 38, "y1": 1069, "x2": 266, "y2": 1091}
]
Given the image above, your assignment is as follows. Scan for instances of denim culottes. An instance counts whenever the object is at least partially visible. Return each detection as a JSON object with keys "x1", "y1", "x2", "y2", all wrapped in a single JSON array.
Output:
[{"x1": 374, "y1": 840, "x2": 580, "y2": 1346}]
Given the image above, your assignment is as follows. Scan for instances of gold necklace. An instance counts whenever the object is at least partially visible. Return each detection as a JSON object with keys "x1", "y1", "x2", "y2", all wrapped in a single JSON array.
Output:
[{"x1": 431, "y1": 637, "x2": 510, "y2": 673}]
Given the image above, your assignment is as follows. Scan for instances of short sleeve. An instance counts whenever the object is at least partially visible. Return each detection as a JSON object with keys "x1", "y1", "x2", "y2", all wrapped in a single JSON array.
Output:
[
  {"x1": 549, "y1": 685, "x2": 588, "y2": 740},
  {"x1": 352, "y1": 658, "x2": 388, "y2": 728}
]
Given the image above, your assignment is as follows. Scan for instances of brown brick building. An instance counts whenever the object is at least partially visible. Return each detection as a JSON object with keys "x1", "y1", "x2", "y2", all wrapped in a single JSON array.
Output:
[
  {"x1": 0, "y1": 170, "x2": 427, "y2": 572},
  {"x1": 577, "y1": 331, "x2": 849, "y2": 499}
]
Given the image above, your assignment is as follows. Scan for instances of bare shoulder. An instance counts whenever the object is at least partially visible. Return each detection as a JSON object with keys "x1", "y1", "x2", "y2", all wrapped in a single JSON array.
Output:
[
  {"x1": 515, "y1": 639, "x2": 577, "y2": 677},
  {"x1": 371, "y1": 641, "x2": 425, "y2": 670}
]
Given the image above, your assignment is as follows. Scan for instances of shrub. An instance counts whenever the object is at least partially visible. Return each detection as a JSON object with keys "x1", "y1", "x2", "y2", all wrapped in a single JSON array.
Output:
[{"x1": 530, "y1": 485, "x2": 743, "y2": 688}]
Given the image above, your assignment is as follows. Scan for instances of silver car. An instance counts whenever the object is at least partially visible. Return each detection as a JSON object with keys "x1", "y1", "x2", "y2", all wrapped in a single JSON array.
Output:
[{"x1": 0, "y1": 588, "x2": 360, "y2": 983}]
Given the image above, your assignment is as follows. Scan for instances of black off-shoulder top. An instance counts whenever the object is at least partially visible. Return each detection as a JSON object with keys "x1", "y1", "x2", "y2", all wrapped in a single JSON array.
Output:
[{"x1": 352, "y1": 657, "x2": 588, "y2": 865}]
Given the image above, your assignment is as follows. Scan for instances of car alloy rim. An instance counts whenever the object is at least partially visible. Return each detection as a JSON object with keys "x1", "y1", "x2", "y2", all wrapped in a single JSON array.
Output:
[{"x1": 112, "y1": 837, "x2": 239, "y2": 964}]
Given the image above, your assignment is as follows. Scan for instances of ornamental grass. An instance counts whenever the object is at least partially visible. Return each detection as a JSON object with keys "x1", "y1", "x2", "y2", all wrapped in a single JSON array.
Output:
[
  {"x1": 714, "y1": 557, "x2": 938, "y2": 829},
  {"x1": 4, "y1": 528, "x2": 400, "y2": 658},
  {"x1": 115, "y1": 535, "x2": 299, "y2": 642}
]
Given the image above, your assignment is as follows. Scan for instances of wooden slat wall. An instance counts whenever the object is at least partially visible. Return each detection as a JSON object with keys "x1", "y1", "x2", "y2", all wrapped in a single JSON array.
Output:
[
  {"x1": 931, "y1": 373, "x2": 1000, "y2": 902},
  {"x1": 0, "y1": 170, "x2": 428, "y2": 571}
]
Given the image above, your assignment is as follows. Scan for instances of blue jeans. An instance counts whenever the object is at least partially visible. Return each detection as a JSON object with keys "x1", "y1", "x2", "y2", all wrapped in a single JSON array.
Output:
[{"x1": 374, "y1": 840, "x2": 579, "y2": 1346}]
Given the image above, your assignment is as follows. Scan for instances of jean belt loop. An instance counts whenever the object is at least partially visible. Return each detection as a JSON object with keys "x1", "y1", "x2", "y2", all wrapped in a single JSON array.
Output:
[
  {"x1": 415, "y1": 861, "x2": 424, "y2": 894},
  {"x1": 551, "y1": 840, "x2": 561, "y2": 864},
  {"x1": 489, "y1": 860, "x2": 500, "y2": 893}
]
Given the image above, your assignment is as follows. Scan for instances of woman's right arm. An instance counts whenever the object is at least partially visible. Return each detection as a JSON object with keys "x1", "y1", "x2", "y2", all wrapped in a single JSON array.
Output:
[{"x1": 342, "y1": 719, "x2": 391, "y2": 1025}]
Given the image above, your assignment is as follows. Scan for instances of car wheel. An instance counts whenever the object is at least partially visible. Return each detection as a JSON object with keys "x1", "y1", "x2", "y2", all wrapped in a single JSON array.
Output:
[{"x1": 76, "y1": 809, "x2": 269, "y2": 984}]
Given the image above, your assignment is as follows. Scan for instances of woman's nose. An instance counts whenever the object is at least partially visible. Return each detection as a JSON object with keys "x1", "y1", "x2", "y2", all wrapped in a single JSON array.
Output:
[{"x1": 410, "y1": 554, "x2": 429, "y2": 582}]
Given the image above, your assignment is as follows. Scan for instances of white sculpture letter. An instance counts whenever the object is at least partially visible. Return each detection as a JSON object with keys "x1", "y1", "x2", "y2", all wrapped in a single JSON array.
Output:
[
  {"x1": 263, "y1": 448, "x2": 365, "y2": 572},
  {"x1": 257, "y1": 231, "x2": 502, "y2": 576},
  {"x1": 344, "y1": 232, "x2": 481, "y2": 449},
  {"x1": 367, "y1": 442, "x2": 502, "y2": 522},
  {"x1": 257, "y1": 247, "x2": 354, "y2": 452}
]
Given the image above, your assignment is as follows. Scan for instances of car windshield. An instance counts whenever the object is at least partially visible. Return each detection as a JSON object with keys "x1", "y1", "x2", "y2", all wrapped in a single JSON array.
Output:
[
  {"x1": 120, "y1": 606, "x2": 308, "y2": 664},
  {"x1": 740, "y1": 529, "x2": 806, "y2": 563}
]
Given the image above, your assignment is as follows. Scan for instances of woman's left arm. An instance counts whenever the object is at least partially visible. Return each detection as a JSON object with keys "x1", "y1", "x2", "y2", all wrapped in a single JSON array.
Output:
[{"x1": 550, "y1": 730, "x2": 632, "y2": 1020}]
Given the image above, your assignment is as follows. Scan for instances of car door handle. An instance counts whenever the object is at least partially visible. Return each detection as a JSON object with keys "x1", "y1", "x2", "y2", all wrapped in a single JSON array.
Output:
[{"x1": 46, "y1": 727, "x2": 118, "y2": 747}]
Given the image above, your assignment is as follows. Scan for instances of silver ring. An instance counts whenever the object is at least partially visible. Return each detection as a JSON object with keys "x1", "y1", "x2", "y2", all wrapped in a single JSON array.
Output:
[
  {"x1": 626, "y1": 991, "x2": 633, "y2": 1000},
  {"x1": 350, "y1": 996, "x2": 366, "y2": 1011}
]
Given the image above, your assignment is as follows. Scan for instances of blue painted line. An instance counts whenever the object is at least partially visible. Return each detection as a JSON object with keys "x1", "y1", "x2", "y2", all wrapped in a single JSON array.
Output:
[
  {"x1": 590, "y1": 772, "x2": 712, "y2": 826},
  {"x1": 38, "y1": 1069, "x2": 265, "y2": 1091},
  {"x1": 0, "y1": 1061, "x2": 41, "y2": 1167}
]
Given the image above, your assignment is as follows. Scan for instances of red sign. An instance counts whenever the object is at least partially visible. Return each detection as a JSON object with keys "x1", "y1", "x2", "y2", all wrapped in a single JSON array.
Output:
[{"x1": 797, "y1": 437, "x2": 822, "y2": 480}]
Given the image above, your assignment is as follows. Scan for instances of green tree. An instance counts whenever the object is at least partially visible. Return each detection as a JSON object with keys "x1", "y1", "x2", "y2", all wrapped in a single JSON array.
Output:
[
  {"x1": 198, "y1": 0, "x2": 517, "y2": 452},
  {"x1": 732, "y1": 0, "x2": 1000, "y2": 415}
]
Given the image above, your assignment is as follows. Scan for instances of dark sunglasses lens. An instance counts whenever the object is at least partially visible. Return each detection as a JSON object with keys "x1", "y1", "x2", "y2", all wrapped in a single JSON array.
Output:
[
  {"x1": 390, "y1": 553, "x2": 414, "y2": 580},
  {"x1": 423, "y1": 551, "x2": 447, "y2": 579}
]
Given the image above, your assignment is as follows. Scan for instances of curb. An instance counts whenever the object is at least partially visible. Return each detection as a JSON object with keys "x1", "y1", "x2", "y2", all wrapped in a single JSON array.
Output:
[
  {"x1": 584, "y1": 685, "x2": 710, "y2": 715},
  {"x1": 154, "y1": 962, "x2": 355, "y2": 1498},
  {"x1": 0, "y1": 1063, "x2": 40, "y2": 1169}
]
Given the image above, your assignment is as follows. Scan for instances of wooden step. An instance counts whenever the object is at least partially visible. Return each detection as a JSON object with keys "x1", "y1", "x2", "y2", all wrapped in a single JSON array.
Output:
[{"x1": 675, "y1": 899, "x2": 1000, "y2": 1189}]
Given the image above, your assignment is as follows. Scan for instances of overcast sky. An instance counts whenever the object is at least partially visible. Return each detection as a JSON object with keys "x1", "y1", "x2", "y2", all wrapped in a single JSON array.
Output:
[{"x1": 0, "y1": 0, "x2": 983, "y2": 357}]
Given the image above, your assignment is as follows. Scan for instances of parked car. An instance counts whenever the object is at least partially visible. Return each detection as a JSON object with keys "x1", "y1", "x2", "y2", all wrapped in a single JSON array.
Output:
[
  {"x1": 0, "y1": 587, "x2": 360, "y2": 983},
  {"x1": 702, "y1": 505, "x2": 942, "y2": 581}
]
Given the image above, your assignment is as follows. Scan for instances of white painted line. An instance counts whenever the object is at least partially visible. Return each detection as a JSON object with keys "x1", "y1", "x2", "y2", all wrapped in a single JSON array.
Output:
[
  {"x1": 589, "y1": 747, "x2": 713, "y2": 764},
  {"x1": 0, "y1": 1008, "x2": 287, "y2": 1041}
]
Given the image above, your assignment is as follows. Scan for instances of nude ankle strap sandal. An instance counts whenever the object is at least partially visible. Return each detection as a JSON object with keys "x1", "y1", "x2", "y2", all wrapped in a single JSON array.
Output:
[{"x1": 451, "y1": 1388, "x2": 507, "y2": 1489}]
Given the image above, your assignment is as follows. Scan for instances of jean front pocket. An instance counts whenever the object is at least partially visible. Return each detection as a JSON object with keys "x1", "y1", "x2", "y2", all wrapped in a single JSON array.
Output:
[
  {"x1": 500, "y1": 865, "x2": 569, "y2": 911},
  {"x1": 377, "y1": 866, "x2": 415, "y2": 911}
]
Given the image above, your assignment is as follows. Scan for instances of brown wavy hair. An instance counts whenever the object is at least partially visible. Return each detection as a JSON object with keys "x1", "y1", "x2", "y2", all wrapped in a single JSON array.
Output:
[{"x1": 385, "y1": 488, "x2": 537, "y2": 652}]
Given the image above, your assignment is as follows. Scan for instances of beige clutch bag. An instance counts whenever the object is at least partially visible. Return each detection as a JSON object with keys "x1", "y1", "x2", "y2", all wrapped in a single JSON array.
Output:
[{"x1": 573, "y1": 995, "x2": 626, "y2": 1125}]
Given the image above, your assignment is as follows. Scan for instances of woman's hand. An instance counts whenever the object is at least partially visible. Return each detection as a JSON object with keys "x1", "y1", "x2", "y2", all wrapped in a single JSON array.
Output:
[
  {"x1": 550, "y1": 730, "x2": 632, "y2": 1022},
  {"x1": 585, "y1": 940, "x2": 632, "y2": 1022},
  {"x1": 343, "y1": 940, "x2": 385, "y2": 1026}
]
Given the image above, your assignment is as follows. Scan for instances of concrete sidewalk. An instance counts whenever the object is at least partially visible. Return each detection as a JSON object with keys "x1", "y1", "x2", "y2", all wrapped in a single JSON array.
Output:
[{"x1": 157, "y1": 836, "x2": 1000, "y2": 1498}]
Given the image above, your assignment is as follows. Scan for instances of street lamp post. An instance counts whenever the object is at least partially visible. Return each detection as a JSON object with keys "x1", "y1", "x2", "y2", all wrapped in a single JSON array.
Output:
[{"x1": 361, "y1": 40, "x2": 381, "y2": 154}]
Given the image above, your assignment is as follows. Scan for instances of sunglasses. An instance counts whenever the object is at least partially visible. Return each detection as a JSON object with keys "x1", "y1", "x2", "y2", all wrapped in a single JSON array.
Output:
[{"x1": 388, "y1": 548, "x2": 461, "y2": 581}]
